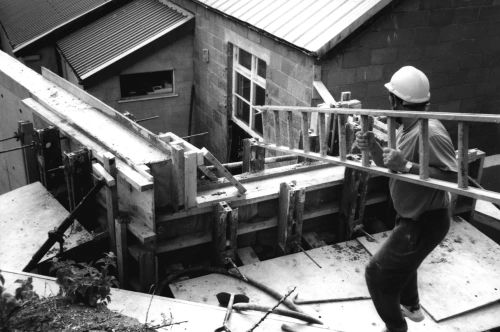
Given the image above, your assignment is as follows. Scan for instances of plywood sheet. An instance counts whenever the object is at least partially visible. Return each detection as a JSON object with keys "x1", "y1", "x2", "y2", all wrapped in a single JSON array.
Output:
[
  {"x1": 1, "y1": 270, "x2": 336, "y2": 332},
  {"x1": 357, "y1": 217, "x2": 500, "y2": 321},
  {"x1": 170, "y1": 241, "x2": 448, "y2": 331},
  {"x1": 0, "y1": 182, "x2": 91, "y2": 270}
]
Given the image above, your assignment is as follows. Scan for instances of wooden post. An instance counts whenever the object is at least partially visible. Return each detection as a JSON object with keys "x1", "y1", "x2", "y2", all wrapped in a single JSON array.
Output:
[
  {"x1": 277, "y1": 182, "x2": 305, "y2": 254},
  {"x1": 287, "y1": 111, "x2": 294, "y2": 148},
  {"x1": 419, "y1": 119, "x2": 429, "y2": 179},
  {"x1": 318, "y1": 112, "x2": 327, "y2": 156},
  {"x1": 213, "y1": 201, "x2": 238, "y2": 266},
  {"x1": 63, "y1": 148, "x2": 96, "y2": 230},
  {"x1": 301, "y1": 112, "x2": 310, "y2": 153},
  {"x1": 274, "y1": 110, "x2": 281, "y2": 146},
  {"x1": 242, "y1": 139, "x2": 265, "y2": 173},
  {"x1": 387, "y1": 117, "x2": 398, "y2": 149},
  {"x1": 171, "y1": 144, "x2": 185, "y2": 210},
  {"x1": 329, "y1": 114, "x2": 338, "y2": 155},
  {"x1": 252, "y1": 143, "x2": 265, "y2": 172},
  {"x1": 115, "y1": 216, "x2": 128, "y2": 288},
  {"x1": 184, "y1": 151, "x2": 198, "y2": 208},
  {"x1": 338, "y1": 115, "x2": 347, "y2": 161},
  {"x1": 63, "y1": 148, "x2": 93, "y2": 211},
  {"x1": 242, "y1": 138, "x2": 251, "y2": 173},
  {"x1": 139, "y1": 248, "x2": 155, "y2": 292},
  {"x1": 18, "y1": 121, "x2": 38, "y2": 183},
  {"x1": 103, "y1": 152, "x2": 118, "y2": 250},
  {"x1": 458, "y1": 122, "x2": 469, "y2": 189},
  {"x1": 360, "y1": 115, "x2": 370, "y2": 167}
]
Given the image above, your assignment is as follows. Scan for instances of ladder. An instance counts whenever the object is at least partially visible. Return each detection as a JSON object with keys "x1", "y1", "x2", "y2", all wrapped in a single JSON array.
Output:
[{"x1": 252, "y1": 105, "x2": 500, "y2": 206}]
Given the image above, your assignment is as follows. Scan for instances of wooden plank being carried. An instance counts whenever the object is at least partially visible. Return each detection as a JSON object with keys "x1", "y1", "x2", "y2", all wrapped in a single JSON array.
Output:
[{"x1": 357, "y1": 217, "x2": 500, "y2": 322}]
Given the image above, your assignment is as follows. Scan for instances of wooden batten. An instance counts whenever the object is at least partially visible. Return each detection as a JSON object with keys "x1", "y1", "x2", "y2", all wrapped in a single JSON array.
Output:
[
  {"x1": 202, "y1": 148, "x2": 246, "y2": 194},
  {"x1": 338, "y1": 114, "x2": 347, "y2": 161},
  {"x1": 419, "y1": 119, "x2": 430, "y2": 179},
  {"x1": 273, "y1": 110, "x2": 281, "y2": 145},
  {"x1": 458, "y1": 122, "x2": 470, "y2": 189},
  {"x1": 387, "y1": 117, "x2": 397, "y2": 149},
  {"x1": 301, "y1": 112, "x2": 310, "y2": 153},
  {"x1": 318, "y1": 112, "x2": 327, "y2": 155},
  {"x1": 287, "y1": 111, "x2": 294, "y2": 148},
  {"x1": 360, "y1": 115, "x2": 370, "y2": 167}
]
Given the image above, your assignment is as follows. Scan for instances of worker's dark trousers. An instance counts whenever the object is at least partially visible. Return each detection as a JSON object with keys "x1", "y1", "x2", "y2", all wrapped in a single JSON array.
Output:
[{"x1": 365, "y1": 208, "x2": 450, "y2": 332}]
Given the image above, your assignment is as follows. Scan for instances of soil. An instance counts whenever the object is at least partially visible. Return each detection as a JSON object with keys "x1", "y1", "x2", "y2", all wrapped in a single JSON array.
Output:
[{"x1": 6, "y1": 296, "x2": 156, "y2": 332}]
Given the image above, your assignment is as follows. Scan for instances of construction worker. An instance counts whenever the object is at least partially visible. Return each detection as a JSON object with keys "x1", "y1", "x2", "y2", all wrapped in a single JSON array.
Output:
[{"x1": 355, "y1": 66, "x2": 457, "y2": 332}]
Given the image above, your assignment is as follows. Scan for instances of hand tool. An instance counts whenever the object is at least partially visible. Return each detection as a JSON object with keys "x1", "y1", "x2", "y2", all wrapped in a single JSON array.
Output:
[
  {"x1": 293, "y1": 293, "x2": 370, "y2": 305},
  {"x1": 232, "y1": 303, "x2": 323, "y2": 325},
  {"x1": 352, "y1": 224, "x2": 378, "y2": 243},
  {"x1": 215, "y1": 292, "x2": 250, "y2": 332}
]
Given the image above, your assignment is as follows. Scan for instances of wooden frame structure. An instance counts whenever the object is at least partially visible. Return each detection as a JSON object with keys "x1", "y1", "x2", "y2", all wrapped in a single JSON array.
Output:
[{"x1": 255, "y1": 105, "x2": 500, "y2": 206}]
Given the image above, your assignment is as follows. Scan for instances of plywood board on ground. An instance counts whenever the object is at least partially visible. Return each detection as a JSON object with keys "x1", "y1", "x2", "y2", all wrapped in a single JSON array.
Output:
[
  {"x1": 0, "y1": 182, "x2": 92, "y2": 271},
  {"x1": 1, "y1": 270, "x2": 336, "y2": 332},
  {"x1": 170, "y1": 241, "x2": 448, "y2": 331},
  {"x1": 357, "y1": 217, "x2": 500, "y2": 322}
]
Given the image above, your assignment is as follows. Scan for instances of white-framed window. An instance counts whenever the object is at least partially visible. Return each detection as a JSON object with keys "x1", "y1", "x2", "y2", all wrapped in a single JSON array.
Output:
[
  {"x1": 120, "y1": 70, "x2": 174, "y2": 99},
  {"x1": 232, "y1": 46, "x2": 266, "y2": 138}
]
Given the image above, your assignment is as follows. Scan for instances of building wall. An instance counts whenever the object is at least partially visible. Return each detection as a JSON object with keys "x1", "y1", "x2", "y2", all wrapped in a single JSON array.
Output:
[
  {"x1": 320, "y1": 0, "x2": 500, "y2": 154},
  {"x1": 171, "y1": 0, "x2": 316, "y2": 161},
  {"x1": 81, "y1": 33, "x2": 194, "y2": 136}
]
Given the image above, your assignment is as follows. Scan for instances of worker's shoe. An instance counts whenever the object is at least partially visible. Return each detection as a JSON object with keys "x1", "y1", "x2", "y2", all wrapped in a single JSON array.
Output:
[{"x1": 401, "y1": 304, "x2": 425, "y2": 322}]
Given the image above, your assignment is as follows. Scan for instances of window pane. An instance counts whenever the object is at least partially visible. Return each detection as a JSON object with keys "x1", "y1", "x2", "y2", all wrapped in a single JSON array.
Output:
[
  {"x1": 257, "y1": 58, "x2": 266, "y2": 78},
  {"x1": 236, "y1": 73, "x2": 251, "y2": 101},
  {"x1": 120, "y1": 70, "x2": 173, "y2": 98},
  {"x1": 239, "y1": 48, "x2": 252, "y2": 70},
  {"x1": 254, "y1": 110, "x2": 263, "y2": 135},
  {"x1": 255, "y1": 84, "x2": 266, "y2": 106},
  {"x1": 236, "y1": 97, "x2": 250, "y2": 124}
]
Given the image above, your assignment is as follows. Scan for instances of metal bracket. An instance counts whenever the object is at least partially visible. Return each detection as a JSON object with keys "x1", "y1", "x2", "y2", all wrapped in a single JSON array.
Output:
[{"x1": 33, "y1": 126, "x2": 63, "y2": 193}]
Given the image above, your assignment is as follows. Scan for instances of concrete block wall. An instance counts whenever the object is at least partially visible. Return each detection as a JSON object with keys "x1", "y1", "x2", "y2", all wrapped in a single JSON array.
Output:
[
  {"x1": 85, "y1": 34, "x2": 194, "y2": 136},
  {"x1": 171, "y1": 0, "x2": 316, "y2": 161},
  {"x1": 321, "y1": 0, "x2": 500, "y2": 154}
]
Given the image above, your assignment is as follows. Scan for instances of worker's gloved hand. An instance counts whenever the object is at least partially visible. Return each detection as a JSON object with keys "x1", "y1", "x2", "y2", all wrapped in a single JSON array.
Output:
[
  {"x1": 355, "y1": 131, "x2": 376, "y2": 152},
  {"x1": 382, "y1": 148, "x2": 407, "y2": 172}
]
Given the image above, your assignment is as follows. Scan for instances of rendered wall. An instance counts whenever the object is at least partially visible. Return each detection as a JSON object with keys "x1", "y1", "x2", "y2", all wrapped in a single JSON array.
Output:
[{"x1": 83, "y1": 34, "x2": 194, "y2": 136}]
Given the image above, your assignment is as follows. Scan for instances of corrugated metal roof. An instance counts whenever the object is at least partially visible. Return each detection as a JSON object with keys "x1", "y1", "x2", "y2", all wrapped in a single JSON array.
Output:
[
  {"x1": 0, "y1": 0, "x2": 112, "y2": 53},
  {"x1": 194, "y1": 0, "x2": 392, "y2": 56},
  {"x1": 57, "y1": 0, "x2": 193, "y2": 80}
]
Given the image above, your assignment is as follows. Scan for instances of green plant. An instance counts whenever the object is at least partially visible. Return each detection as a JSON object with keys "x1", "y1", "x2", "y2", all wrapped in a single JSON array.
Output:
[
  {"x1": 1, "y1": 270, "x2": 39, "y2": 331},
  {"x1": 51, "y1": 252, "x2": 119, "y2": 307}
]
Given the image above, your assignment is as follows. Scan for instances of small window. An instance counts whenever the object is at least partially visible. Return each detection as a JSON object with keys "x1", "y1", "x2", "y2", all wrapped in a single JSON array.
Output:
[{"x1": 120, "y1": 70, "x2": 174, "y2": 99}]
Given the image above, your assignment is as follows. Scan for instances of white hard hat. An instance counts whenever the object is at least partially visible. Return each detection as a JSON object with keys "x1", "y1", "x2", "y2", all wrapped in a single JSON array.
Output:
[{"x1": 384, "y1": 66, "x2": 430, "y2": 104}]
